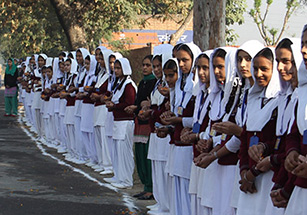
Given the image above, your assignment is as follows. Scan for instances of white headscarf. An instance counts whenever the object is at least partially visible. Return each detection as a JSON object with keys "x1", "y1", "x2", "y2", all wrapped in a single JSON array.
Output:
[
  {"x1": 164, "y1": 58, "x2": 180, "y2": 114},
  {"x1": 108, "y1": 52, "x2": 123, "y2": 91},
  {"x1": 76, "y1": 48, "x2": 90, "y2": 85},
  {"x1": 151, "y1": 44, "x2": 173, "y2": 106},
  {"x1": 174, "y1": 42, "x2": 201, "y2": 109},
  {"x1": 95, "y1": 49, "x2": 113, "y2": 88},
  {"x1": 111, "y1": 58, "x2": 137, "y2": 104},
  {"x1": 208, "y1": 47, "x2": 235, "y2": 121},
  {"x1": 65, "y1": 59, "x2": 78, "y2": 91},
  {"x1": 275, "y1": 38, "x2": 302, "y2": 136},
  {"x1": 246, "y1": 47, "x2": 281, "y2": 131},
  {"x1": 294, "y1": 25, "x2": 307, "y2": 135},
  {"x1": 234, "y1": 40, "x2": 265, "y2": 127},
  {"x1": 34, "y1": 53, "x2": 47, "y2": 77},
  {"x1": 84, "y1": 55, "x2": 97, "y2": 87},
  {"x1": 192, "y1": 50, "x2": 213, "y2": 125}
]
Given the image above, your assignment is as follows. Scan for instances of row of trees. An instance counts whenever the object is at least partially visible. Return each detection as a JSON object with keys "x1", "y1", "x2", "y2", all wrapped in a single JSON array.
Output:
[{"x1": 0, "y1": 0, "x2": 304, "y2": 59}]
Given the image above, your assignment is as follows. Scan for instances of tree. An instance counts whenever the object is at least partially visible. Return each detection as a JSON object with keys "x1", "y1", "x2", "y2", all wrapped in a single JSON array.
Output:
[
  {"x1": 193, "y1": 0, "x2": 246, "y2": 51},
  {"x1": 249, "y1": 0, "x2": 300, "y2": 46},
  {"x1": 193, "y1": 0, "x2": 227, "y2": 50},
  {"x1": 0, "y1": 0, "x2": 69, "y2": 59}
]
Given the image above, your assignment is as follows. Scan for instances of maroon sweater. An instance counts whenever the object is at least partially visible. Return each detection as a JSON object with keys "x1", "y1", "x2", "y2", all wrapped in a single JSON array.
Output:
[
  {"x1": 171, "y1": 97, "x2": 195, "y2": 146},
  {"x1": 286, "y1": 119, "x2": 307, "y2": 189},
  {"x1": 218, "y1": 115, "x2": 239, "y2": 166},
  {"x1": 112, "y1": 83, "x2": 136, "y2": 121},
  {"x1": 239, "y1": 110, "x2": 277, "y2": 176},
  {"x1": 193, "y1": 113, "x2": 210, "y2": 159},
  {"x1": 66, "y1": 74, "x2": 77, "y2": 107},
  {"x1": 94, "y1": 81, "x2": 109, "y2": 107}
]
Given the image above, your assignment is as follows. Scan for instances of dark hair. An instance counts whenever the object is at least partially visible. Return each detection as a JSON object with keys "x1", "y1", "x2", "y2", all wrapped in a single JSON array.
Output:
[
  {"x1": 163, "y1": 59, "x2": 178, "y2": 72},
  {"x1": 109, "y1": 54, "x2": 116, "y2": 60},
  {"x1": 59, "y1": 52, "x2": 66, "y2": 57},
  {"x1": 254, "y1": 47, "x2": 274, "y2": 64},
  {"x1": 173, "y1": 43, "x2": 182, "y2": 52},
  {"x1": 85, "y1": 55, "x2": 91, "y2": 61},
  {"x1": 68, "y1": 53, "x2": 74, "y2": 59},
  {"x1": 143, "y1": 55, "x2": 153, "y2": 61},
  {"x1": 177, "y1": 44, "x2": 194, "y2": 61},
  {"x1": 152, "y1": 54, "x2": 162, "y2": 63},
  {"x1": 38, "y1": 56, "x2": 46, "y2": 62},
  {"x1": 213, "y1": 49, "x2": 226, "y2": 60},
  {"x1": 197, "y1": 53, "x2": 210, "y2": 61},
  {"x1": 276, "y1": 38, "x2": 293, "y2": 52},
  {"x1": 65, "y1": 58, "x2": 72, "y2": 64}
]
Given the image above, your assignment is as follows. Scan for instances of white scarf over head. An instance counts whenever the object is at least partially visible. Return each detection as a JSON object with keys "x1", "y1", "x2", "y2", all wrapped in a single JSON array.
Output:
[
  {"x1": 208, "y1": 47, "x2": 235, "y2": 121},
  {"x1": 246, "y1": 47, "x2": 281, "y2": 131},
  {"x1": 84, "y1": 55, "x2": 97, "y2": 87},
  {"x1": 111, "y1": 58, "x2": 137, "y2": 104},
  {"x1": 276, "y1": 38, "x2": 302, "y2": 136},
  {"x1": 192, "y1": 50, "x2": 213, "y2": 125},
  {"x1": 34, "y1": 53, "x2": 47, "y2": 77},
  {"x1": 295, "y1": 25, "x2": 307, "y2": 135},
  {"x1": 65, "y1": 59, "x2": 78, "y2": 91},
  {"x1": 165, "y1": 58, "x2": 180, "y2": 114},
  {"x1": 108, "y1": 52, "x2": 123, "y2": 92},
  {"x1": 95, "y1": 49, "x2": 113, "y2": 88},
  {"x1": 76, "y1": 48, "x2": 90, "y2": 85},
  {"x1": 151, "y1": 44, "x2": 173, "y2": 106},
  {"x1": 234, "y1": 40, "x2": 265, "y2": 127},
  {"x1": 174, "y1": 42, "x2": 201, "y2": 109}
]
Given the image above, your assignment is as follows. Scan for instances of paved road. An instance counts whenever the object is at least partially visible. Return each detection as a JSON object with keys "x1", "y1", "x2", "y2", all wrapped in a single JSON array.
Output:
[{"x1": 0, "y1": 90, "x2": 151, "y2": 215}]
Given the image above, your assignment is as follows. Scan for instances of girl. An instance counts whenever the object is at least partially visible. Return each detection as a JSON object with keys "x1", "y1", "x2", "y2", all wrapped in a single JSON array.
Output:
[
  {"x1": 105, "y1": 58, "x2": 137, "y2": 189},
  {"x1": 162, "y1": 43, "x2": 201, "y2": 215},
  {"x1": 126, "y1": 55, "x2": 156, "y2": 200},
  {"x1": 31, "y1": 54, "x2": 47, "y2": 138},
  {"x1": 90, "y1": 48, "x2": 114, "y2": 173},
  {"x1": 237, "y1": 47, "x2": 281, "y2": 215},
  {"x1": 180, "y1": 51, "x2": 212, "y2": 215},
  {"x1": 79, "y1": 55, "x2": 98, "y2": 167},
  {"x1": 4, "y1": 58, "x2": 18, "y2": 116},
  {"x1": 73, "y1": 48, "x2": 90, "y2": 163},
  {"x1": 142, "y1": 44, "x2": 173, "y2": 213},
  {"x1": 62, "y1": 58, "x2": 79, "y2": 163},
  {"x1": 284, "y1": 24, "x2": 307, "y2": 215}
]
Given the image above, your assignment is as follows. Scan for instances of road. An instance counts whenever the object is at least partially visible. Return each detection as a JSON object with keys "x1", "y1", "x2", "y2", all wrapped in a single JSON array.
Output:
[{"x1": 0, "y1": 90, "x2": 152, "y2": 215}]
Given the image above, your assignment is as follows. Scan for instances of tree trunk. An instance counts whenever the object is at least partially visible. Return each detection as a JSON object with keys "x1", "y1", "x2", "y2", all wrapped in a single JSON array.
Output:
[
  {"x1": 193, "y1": 0, "x2": 226, "y2": 50},
  {"x1": 169, "y1": 8, "x2": 194, "y2": 46},
  {"x1": 49, "y1": 0, "x2": 88, "y2": 51}
]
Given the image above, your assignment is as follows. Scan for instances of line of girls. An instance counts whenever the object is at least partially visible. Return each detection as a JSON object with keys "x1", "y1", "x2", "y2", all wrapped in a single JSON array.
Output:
[{"x1": 18, "y1": 23, "x2": 307, "y2": 215}]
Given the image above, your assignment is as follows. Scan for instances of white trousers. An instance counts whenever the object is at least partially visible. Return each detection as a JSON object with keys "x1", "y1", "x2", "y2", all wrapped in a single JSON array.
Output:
[
  {"x1": 170, "y1": 175, "x2": 191, "y2": 215},
  {"x1": 81, "y1": 131, "x2": 96, "y2": 163},
  {"x1": 152, "y1": 160, "x2": 170, "y2": 213},
  {"x1": 94, "y1": 126, "x2": 112, "y2": 170},
  {"x1": 74, "y1": 116, "x2": 88, "y2": 160},
  {"x1": 59, "y1": 115, "x2": 67, "y2": 149}
]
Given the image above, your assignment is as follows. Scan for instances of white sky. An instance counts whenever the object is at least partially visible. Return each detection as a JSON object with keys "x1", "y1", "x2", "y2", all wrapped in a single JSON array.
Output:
[{"x1": 231, "y1": 0, "x2": 306, "y2": 45}]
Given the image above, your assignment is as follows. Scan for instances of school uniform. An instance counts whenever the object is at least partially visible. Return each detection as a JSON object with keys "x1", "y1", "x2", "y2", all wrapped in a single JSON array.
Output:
[
  {"x1": 109, "y1": 58, "x2": 137, "y2": 188},
  {"x1": 63, "y1": 60, "x2": 79, "y2": 162},
  {"x1": 80, "y1": 55, "x2": 97, "y2": 166},
  {"x1": 237, "y1": 47, "x2": 281, "y2": 215},
  {"x1": 74, "y1": 48, "x2": 90, "y2": 162},
  {"x1": 92, "y1": 49, "x2": 113, "y2": 173}
]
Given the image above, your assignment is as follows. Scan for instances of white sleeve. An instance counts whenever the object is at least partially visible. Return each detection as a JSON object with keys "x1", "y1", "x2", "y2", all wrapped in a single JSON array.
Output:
[
  {"x1": 182, "y1": 117, "x2": 194, "y2": 128},
  {"x1": 70, "y1": 92, "x2": 76, "y2": 97},
  {"x1": 225, "y1": 136, "x2": 241, "y2": 153},
  {"x1": 200, "y1": 121, "x2": 211, "y2": 140},
  {"x1": 78, "y1": 87, "x2": 84, "y2": 92},
  {"x1": 213, "y1": 135, "x2": 221, "y2": 147}
]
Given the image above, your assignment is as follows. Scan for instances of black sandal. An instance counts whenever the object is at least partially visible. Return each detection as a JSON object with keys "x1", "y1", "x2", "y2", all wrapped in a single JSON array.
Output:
[{"x1": 133, "y1": 191, "x2": 147, "y2": 198}]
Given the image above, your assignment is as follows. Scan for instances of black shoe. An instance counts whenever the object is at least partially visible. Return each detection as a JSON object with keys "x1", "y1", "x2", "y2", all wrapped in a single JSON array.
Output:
[
  {"x1": 137, "y1": 194, "x2": 154, "y2": 200},
  {"x1": 133, "y1": 191, "x2": 147, "y2": 198}
]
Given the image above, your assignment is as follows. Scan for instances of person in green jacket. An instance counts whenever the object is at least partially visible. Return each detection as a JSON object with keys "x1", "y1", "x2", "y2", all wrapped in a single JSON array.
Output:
[{"x1": 4, "y1": 58, "x2": 18, "y2": 116}]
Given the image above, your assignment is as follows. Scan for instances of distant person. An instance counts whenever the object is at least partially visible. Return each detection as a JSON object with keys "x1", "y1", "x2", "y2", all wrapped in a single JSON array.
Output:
[{"x1": 4, "y1": 58, "x2": 18, "y2": 116}]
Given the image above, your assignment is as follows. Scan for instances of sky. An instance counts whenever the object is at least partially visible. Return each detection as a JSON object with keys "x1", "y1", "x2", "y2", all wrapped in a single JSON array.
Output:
[{"x1": 231, "y1": 0, "x2": 306, "y2": 45}]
